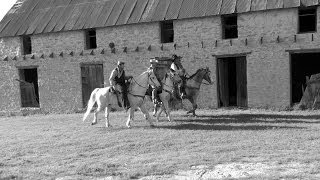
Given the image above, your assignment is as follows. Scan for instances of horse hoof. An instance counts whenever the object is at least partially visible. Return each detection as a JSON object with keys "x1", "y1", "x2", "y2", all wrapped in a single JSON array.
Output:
[{"x1": 91, "y1": 122, "x2": 97, "y2": 125}]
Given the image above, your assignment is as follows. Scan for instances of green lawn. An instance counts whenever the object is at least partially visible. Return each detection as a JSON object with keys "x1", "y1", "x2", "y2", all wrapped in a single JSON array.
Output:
[{"x1": 1, "y1": 109, "x2": 320, "y2": 180}]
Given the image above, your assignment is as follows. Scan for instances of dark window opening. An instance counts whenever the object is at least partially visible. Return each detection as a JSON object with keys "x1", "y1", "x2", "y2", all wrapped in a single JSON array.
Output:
[
  {"x1": 222, "y1": 15, "x2": 238, "y2": 39},
  {"x1": 22, "y1": 36, "x2": 31, "y2": 55},
  {"x1": 18, "y1": 68, "x2": 39, "y2": 107},
  {"x1": 85, "y1": 29, "x2": 97, "y2": 49},
  {"x1": 291, "y1": 53, "x2": 320, "y2": 105},
  {"x1": 298, "y1": 7, "x2": 317, "y2": 33},
  {"x1": 160, "y1": 21, "x2": 174, "y2": 43}
]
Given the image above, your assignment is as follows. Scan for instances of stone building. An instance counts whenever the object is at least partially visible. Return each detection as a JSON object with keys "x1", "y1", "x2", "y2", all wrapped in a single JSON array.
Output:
[{"x1": 1, "y1": 0, "x2": 320, "y2": 114}]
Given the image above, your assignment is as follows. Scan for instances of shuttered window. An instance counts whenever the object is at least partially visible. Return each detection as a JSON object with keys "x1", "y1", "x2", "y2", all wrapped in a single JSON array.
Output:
[
  {"x1": 298, "y1": 7, "x2": 317, "y2": 33},
  {"x1": 85, "y1": 29, "x2": 97, "y2": 49},
  {"x1": 222, "y1": 15, "x2": 238, "y2": 39},
  {"x1": 160, "y1": 20, "x2": 174, "y2": 43},
  {"x1": 22, "y1": 36, "x2": 32, "y2": 55}
]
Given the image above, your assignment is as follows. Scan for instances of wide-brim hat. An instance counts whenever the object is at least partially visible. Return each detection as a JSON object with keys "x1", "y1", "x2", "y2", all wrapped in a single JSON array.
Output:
[
  {"x1": 117, "y1": 61, "x2": 125, "y2": 65},
  {"x1": 172, "y1": 54, "x2": 182, "y2": 60},
  {"x1": 150, "y1": 58, "x2": 158, "y2": 64}
]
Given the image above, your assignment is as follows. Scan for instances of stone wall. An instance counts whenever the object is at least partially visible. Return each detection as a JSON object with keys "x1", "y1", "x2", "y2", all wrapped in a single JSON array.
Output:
[{"x1": 1, "y1": 7, "x2": 320, "y2": 113}]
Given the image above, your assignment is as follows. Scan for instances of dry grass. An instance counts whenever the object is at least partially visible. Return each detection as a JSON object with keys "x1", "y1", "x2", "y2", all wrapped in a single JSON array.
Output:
[{"x1": 1, "y1": 109, "x2": 320, "y2": 180}]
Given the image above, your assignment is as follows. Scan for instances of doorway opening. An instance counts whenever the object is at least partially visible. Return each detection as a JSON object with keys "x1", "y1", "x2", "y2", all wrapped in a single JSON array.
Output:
[
  {"x1": 81, "y1": 64, "x2": 104, "y2": 107},
  {"x1": 18, "y1": 67, "x2": 40, "y2": 107},
  {"x1": 291, "y1": 53, "x2": 320, "y2": 105},
  {"x1": 217, "y1": 56, "x2": 247, "y2": 107}
]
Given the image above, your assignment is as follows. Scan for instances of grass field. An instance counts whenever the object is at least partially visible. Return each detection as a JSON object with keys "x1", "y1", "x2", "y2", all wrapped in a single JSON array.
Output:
[{"x1": 1, "y1": 109, "x2": 320, "y2": 180}]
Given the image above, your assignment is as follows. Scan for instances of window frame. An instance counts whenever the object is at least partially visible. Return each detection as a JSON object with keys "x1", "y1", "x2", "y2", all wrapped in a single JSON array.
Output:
[
  {"x1": 298, "y1": 7, "x2": 317, "y2": 34},
  {"x1": 85, "y1": 29, "x2": 97, "y2": 49},
  {"x1": 160, "y1": 20, "x2": 174, "y2": 43},
  {"x1": 22, "y1": 35, "x2": 32, "y2": 55},
  {"x1": 221, "y1": 14, "x2": 238, "y2": 40}
]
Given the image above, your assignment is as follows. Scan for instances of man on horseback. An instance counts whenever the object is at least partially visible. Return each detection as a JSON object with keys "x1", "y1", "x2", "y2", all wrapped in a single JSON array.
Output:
[
  {"x1": 109, "y1": 61, "x2": 133, "y2": 110},
  {"x1": 170, "y1": 54, "x2": 187, "y2": 99},
  {"x1": 148, "y1": 58, "x2": 161, "y2": 104}
]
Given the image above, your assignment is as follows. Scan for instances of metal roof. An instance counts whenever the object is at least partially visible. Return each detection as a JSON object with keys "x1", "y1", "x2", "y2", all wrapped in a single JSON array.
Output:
[{"x1": 0, "y1": 0, "x2": 319, "y2": 37}]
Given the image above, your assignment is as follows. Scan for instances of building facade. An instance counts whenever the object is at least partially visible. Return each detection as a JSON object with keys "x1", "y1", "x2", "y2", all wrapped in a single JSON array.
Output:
[{"x1": 1, "y1": 0, "x2": 320, "y2": 114}]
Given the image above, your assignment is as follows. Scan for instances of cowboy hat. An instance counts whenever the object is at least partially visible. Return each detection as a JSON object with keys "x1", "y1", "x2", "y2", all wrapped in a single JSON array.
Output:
[
  {"x1": 117, "y1": 61, "x2": 125, "y2": 65},
  {"x1": 149, "y1": 58, "x2": 158, "y2": 64}
]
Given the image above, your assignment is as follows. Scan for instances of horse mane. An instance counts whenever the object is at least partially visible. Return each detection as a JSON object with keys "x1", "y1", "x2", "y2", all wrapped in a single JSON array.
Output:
[{"x1": 187, "y1": 68, "x2": 204, "y2": 79}]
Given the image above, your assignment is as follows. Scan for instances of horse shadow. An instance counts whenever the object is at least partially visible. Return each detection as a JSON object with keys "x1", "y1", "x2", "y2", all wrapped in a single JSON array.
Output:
[{"x1": 155, "y1": 113, "x2": 318, "y2": 131}]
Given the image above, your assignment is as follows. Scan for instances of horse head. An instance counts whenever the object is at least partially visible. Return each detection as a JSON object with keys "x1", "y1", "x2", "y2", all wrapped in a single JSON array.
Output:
[
  {"x1": 169, "y1": 69, "x2": 182, "y2": 84},
  {"x1": 203, "y1": 67, "x2": 213, "y2": 84},
  {"x1": 148, "y1": 69, "x2": 161, "y2": 88}
]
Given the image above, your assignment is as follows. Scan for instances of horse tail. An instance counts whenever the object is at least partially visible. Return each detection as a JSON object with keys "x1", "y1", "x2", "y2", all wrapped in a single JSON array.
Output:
[{"x1": 83, "y1": 88, "x2": 99, "y2": 122}]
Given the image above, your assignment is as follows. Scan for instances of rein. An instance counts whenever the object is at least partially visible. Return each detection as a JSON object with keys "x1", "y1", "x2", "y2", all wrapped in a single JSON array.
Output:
[{"x1": 128, "y1": 72, "x2": 158, "y2": 98}]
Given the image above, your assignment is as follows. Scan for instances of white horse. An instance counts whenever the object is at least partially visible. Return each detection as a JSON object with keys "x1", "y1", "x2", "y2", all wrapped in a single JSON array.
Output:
[
  {"x1": 83, "y1": 69, "x2": 161, "y2": 128},
  {"x1": 154, "y1": 71, "x2": 182, "y2": 122}
]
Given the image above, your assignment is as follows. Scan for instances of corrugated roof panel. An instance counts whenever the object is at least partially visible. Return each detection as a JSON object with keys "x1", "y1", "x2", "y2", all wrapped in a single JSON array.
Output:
[
  {"x1": 26, "y1": 9, "x2": 48, "y2": 35},
  {"x1": 127, "y1": 0, "x2": 149, "y2": 23},
  {"x1": 2, "y1": 12, "x2": 28, "y2": 36},
  {"x1": 18, "y1": 0, "x2": 38, "y2": 13},
  {"x1": 178, "y1": 0, "x2": 197, "y2": 19},
  {"x1": 34, "y1": 8, "x2": 56, "y2": 34},
  {"x1": 70, "y1": 0, "x2": 86, "y2": 5},
  {"x1": 84, "y1": 2, "x2": 105, "y2": 28},
  {"x1": 17, "y1": 10, "x2": 41, "y2": 35},
  {"x1": 220, "y1": 0, "x2": 236, "y2": 14},
  {"x1": 193, "y1": 0, "x2": 208, "y2": 17},
  {"x1": 43, "y1": 6, "x2": 66, "y2": 33},
  {"x1": 63, "y1": 4, "x2": 86, "y2": 31},
  {"x1": 165, "y1": 0, "x2": 183, "y2": 20},
  {"x1": 94, "y1": 0, "x2": 116, "y2": 27},
  {"x1": 140, "y1": 0, "x2": 160, "y2": 22},
  {"x1": 266, "y1": 0, "x2": 283, "y2": 9},
  {"x1": 283, "y1": 0, "x2": 300, "y2": 8},
  {"x1": 41, "y1": 0, "x2": 55, "y2": 9},
  {"x1": 116, "y1": 0, "x2": 138, "y2": 25},
  {"x1": 34, "y1": 0, "x2": 52, "y2": 10},
  {"x1": 251, "y1": 0, "x2": 267, "y2": 11},
  {"x1": 72, "y1": 3, "x2": 95, "y2": 30},
  {"x1": 152, "y1": 0, "x2": 171, "y2": 21},
  {"x1": 105, "y1": 0, "x2": 127, "y2": 26},
  {"x1": 0, "y1": 14, "x2": 14, "y2": 35},
  {"x1": 301, "y1": 0, "x2": 318, "y2": 6},
  {"x1": 236, "y1": 0, "x2": 251, "y2": 13},
  {"x1": 206, "y1": 0, "x2": 222, "y2": 15},
  {"x1": 53, "y1": 5, "x2": 76, "y2": 32}
]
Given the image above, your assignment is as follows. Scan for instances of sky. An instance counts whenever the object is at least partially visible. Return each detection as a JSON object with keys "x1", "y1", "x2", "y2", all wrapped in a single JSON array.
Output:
[{"x1": 0, "y1": 0, "x2": 17, "y2": 21}]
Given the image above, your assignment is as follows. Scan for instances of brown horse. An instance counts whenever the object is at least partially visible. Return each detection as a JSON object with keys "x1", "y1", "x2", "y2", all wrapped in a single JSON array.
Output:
[
  {"x1": 154, "y1": 67, "x2": 212, "y2": 117},
  {"x1": 183, "y1": 67, "x2": 212, "y2": 116}
]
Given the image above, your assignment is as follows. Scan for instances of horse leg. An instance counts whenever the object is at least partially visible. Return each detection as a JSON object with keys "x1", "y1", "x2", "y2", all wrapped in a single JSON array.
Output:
[
  {"x1": 152, "y1": 103, "x2": 158, "y2": 117},
  {"x1": 162, "y1": 100, "x2": 171, "y2": 121},
  {"x1": 105, "y1": 105, "x2": 112, "y2": 127},
  {"x1": 92, "y1": 106, "x2": 102, "y2": 125},
  {"x1": 126, "y1": 108, "x2": 134, "y2": 128},
  {"x1": 140, "y1": 103, "x2": 154, "y2": 127},
  {"x1": 187, "y1": 98, "x2": 197, "y2": 116}
]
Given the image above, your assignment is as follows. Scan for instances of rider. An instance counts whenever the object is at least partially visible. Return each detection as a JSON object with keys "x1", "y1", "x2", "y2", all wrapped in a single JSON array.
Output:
[
  {"x1": 109, "y1": 61, "x2": 133, "y2": 110},
  {"x1": 148, "y1": 58, "x2": 160, "y2": 104},
  {"x1": 170, "y1": 54, "x2": 187, "y2": 99}
]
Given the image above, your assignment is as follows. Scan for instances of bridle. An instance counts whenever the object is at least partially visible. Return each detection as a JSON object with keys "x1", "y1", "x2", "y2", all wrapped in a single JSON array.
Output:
[
  {"x1": 130, "y1": 71, "x2": 158, "y2": 89},
  {"x1": 188, "y1": 68, "x2": 212, "y2": 85}
]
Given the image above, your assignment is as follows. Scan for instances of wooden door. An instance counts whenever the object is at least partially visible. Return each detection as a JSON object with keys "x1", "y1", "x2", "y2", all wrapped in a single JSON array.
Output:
[
  {"x1": 217, "y1": 59, "x2": 229, "y2": 107},
  {"x1": 236, "y1": 57, "x2": 248, "y2": 107},
  {"x1": 81, "y1": 64, "x2": 104, "y2": 107}
]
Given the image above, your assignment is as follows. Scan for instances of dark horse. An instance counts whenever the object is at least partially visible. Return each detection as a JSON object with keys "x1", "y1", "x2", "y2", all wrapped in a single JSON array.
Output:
[
  {"x1": 182, "y1": 67, "x2": 212, "y2": 116},
  {"x1": 153, "y1": 67, "x2": 212, "y2": 116}
]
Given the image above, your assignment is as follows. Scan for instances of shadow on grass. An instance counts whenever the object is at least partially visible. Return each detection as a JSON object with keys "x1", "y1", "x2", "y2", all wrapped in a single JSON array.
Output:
[
  {"x1": 178, "y1": 114, "x2": 320, "y2": 124},
  {"x1": 155, "y1": 123, "x2": 306, "y2": 131}
]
